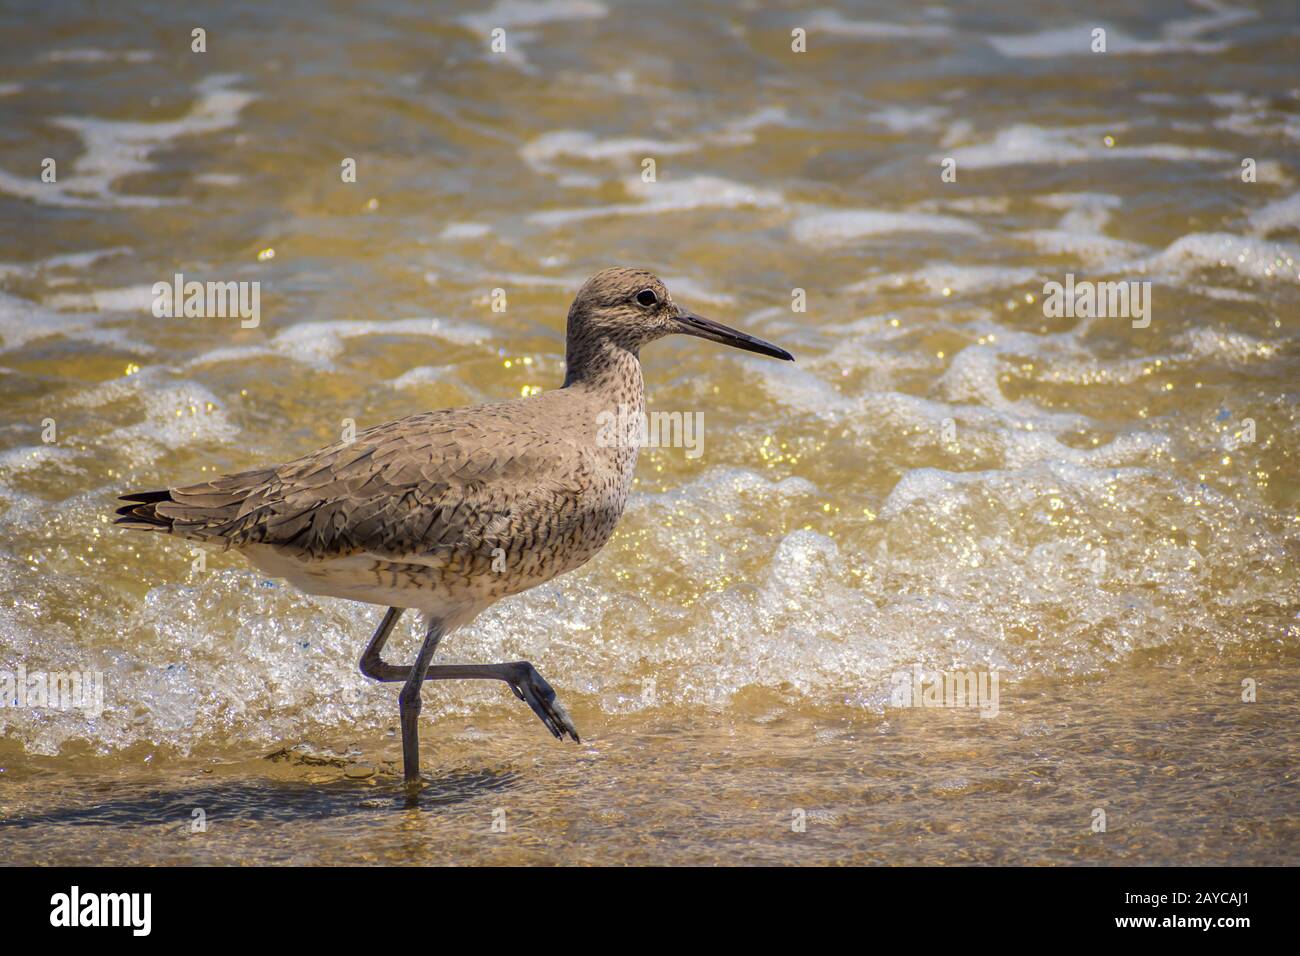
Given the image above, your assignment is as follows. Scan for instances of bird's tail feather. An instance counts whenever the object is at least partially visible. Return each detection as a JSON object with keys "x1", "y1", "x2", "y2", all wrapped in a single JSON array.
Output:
[
  {"x1": 115, "y1": 469, "x2": 274, "y2": 540},
  {"x1": 114, "y1": 489, "x2": 176, "y2": 531}
]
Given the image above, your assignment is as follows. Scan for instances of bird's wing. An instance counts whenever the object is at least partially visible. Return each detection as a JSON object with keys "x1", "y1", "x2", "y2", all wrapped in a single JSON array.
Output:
[{"x1": 119, "y1": 406, "x2": 595, "y2": 561}]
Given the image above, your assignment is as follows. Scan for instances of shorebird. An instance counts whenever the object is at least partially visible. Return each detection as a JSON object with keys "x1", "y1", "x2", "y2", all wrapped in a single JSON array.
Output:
[{"x1": 116, "y1": 267, "x2": 793, "y2": 786}]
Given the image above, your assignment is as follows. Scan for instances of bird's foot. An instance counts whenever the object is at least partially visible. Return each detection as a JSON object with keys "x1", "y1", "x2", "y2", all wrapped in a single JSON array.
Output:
[
  {"x1": 506, "y1": 663, "x2": 580, "y2": 743},
  {"x1": 402, "y1": 775, "x2": 426, "y2": 806}
]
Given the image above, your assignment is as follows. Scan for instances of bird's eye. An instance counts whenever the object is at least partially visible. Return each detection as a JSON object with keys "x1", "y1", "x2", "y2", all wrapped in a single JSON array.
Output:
[{"x1": 635, "y1": 289, "x2": 658, "y2": 308}]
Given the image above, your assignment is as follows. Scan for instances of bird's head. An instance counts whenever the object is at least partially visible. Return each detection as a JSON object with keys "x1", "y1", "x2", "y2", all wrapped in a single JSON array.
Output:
[{"x1": 564, "y1": 267, "x2": 794, "y2": 379}]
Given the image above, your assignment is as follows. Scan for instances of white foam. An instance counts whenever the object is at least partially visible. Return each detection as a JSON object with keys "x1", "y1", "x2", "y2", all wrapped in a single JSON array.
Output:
[
  {"x1": 101, "y1": 380, "x2": 240, "y2": 456},
  {"x1": 1013, "y1": 193, "x2": 1147, "y2": 265},
  {"x1": 752, "y1": 310, "x2": 1188, "y2": 478},
  {"x1": 0, "y1": 291, "x2": 94, "y2": 351},
  {"x1": 1248, "y1": 193, "x2": 1300, "y2": 236},
  {"x1": 528, "y1": 176, "x2": 782, "y2": 227},
  {"x1": 1205, "y1": 90, "x2": 1300, "y2": 145},
  {"x1": 806, "y1": 9, "x2": 951, "y2": 39},
  {"x1": 438, "y1": 221, "x2": 493, "y2": 241},
  {"x1": 0, "y1": 444, "x2": 80, "y2": 476},
  {"x1": 999, "y1": 428, "x2": 1169, "y2": 470},
  {"x1": 792, "y1": 209, "x2": 979, "y2": 246},
  {"x1": 40, "y1": 48, "x2": 154, "y2": 63},
  {"x1": 521, "y1": 109, "x2": 790, "y2": 189},
  {"x1": 458, "y1": 0, "x2": 607, "y2": 35},
  {"x1": 867, "y1": 105, "x2": 948, "y2": 133},
  {"x1": 747, "y1": 360, "x2": 857, "y2": 419},
  {"x1": 193, "y1": 172, "x2": 242, "y2": 187},
  {"x1": 475, "y1": 271, "x2": 577, "y2": 289},
  {"x1": 939, "y1": 124, "x2": 1233, "y2": 170},
  {"x1": 1036, "y1": 191, "x2": 1121, "y2": 227},
  {"x1": 714, "y1": 106, "x2": 792, "y2": 144},
  {"x1": 628, "y1": 467, "x2": 819, "y2": 519},
  {"x1": 880, "y1": 460, "x2": 1152, "y2": 520},
  {"x1": 1131, "y1": 232, "x2": 1300, "y2": 284},
  {"x1": 392, "y1": 365, "x2": 457, "y2": 390},
  {"x1": 521, "y1": 130, "x2": 696, "y2": 171},
  {"x1": 848, "y1": 264, "x2": 1040, "y2": 296},
  {"x1": 988, "y1": 25, "x2": 1223, "y2": 58},
  {"x1": 989, "y1": 1, "x2": 1254, "y2": 58},
  {"x1": 0, "y1": 74, "x2": 255, "y2": 208},
  {"x1": 1216, "y1": 110, "x2": 1300, "y2": 144},
  {"x1": 1177, "y1": 326, "x2": 1278, "y2": 363},
  {"x1": 1165, "y1": 0, "x2": 1257, "y2": 40},
  {"x1": 191, "y1": 317, "x2": 492, "y2": 371},
  {"x1": 1185, "y1": 284, "x2": 1257, "y2": 302},
  {"x1": 42, "y1": 247, "x2": 133, "y2": 271},
  {"x1": 45, "y1": 283, "x2": 158, "y2": 313},
  {"x1": 917, "y1": 196, "x2": 1012, "y2": 216},
  {"x1": 1216, "y1": 107, "x2": 1300, "y2": 143},
  {"x1": 659, "y1": 276, "x2": 735, "y2": 306},
  {"x1": 1015, "y1": 229, "x2": 1146, "y2": 265}
]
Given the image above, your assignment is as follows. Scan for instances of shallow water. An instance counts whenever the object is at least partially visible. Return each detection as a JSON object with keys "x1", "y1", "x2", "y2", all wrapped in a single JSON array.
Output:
[{"x1": 1, "y1": 0, "x2": 1298, "y2": 865}]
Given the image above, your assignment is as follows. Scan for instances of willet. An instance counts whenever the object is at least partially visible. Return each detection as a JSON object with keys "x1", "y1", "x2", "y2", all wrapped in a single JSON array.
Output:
[{"x1": 116, "y1": 267, "x2": 794, "y2": 786}]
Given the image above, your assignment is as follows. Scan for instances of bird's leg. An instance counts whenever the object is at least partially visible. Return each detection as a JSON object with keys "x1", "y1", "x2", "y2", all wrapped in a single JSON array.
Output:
[
  {"x1": 357, "y1": 609, "x2": 579, "y2": 748},
  {"x1": 422, "y1": 663, "x2": 581, "y2": 743},
  {"x1": 398, "y1": 617, "x2": 445, "y2": 787},
  {"x1": 359, "y1": 606, "x2": 406, "y2": 681}
]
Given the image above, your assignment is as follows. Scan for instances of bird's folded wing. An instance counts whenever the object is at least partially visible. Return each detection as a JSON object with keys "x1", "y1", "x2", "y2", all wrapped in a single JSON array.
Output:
[{"x1": 152, "y1": 411, "x2": 594, "y2": 560}]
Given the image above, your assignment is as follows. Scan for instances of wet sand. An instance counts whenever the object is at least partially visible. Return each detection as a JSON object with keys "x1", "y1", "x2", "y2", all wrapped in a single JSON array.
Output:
[{"x1": 4, "y1": 649, "x2": 1295, "y2": 865}]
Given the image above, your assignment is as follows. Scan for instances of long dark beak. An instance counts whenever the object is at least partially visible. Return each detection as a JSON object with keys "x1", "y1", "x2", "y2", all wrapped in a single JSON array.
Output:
[{"x1": 673, "y1": 307, "x2": 794, "y2": 361}]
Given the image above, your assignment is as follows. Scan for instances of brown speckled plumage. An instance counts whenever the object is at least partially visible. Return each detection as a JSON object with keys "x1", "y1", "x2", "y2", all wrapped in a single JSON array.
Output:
[{"x1": 115, "y1": 267, "x2": 792, "y2": 775}]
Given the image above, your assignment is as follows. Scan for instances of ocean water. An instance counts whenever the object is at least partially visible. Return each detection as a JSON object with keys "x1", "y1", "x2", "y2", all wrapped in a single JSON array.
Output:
[{"x1": 0, "y1": 0, "x2": 1297, "y2": 865}]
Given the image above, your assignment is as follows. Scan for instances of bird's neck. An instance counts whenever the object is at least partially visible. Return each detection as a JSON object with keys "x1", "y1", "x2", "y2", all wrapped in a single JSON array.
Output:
[
  {"x1": 562, "y1": 336, "x2": 645, "y2": 409},
  {"x1": 564, "y1": 336, "x2": 644, "y2": 491}
]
